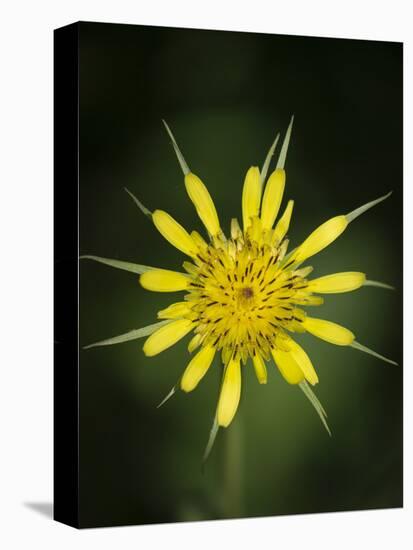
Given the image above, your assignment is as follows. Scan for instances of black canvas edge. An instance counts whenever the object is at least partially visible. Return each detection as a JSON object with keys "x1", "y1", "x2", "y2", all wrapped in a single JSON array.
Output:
[{"x1": 54, "y1": 22, "x2": 80, "y2": 529}]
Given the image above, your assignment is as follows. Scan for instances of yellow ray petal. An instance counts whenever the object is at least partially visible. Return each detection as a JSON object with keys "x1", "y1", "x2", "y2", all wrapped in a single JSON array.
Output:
[
  {"x1": 272, "y1": 348, "x2": 305, "y2": 385},
  {"x1": 152, "y1": 209, "x2": 198, "y2": 257},
  {"x1": 272, "y1": 199, "x2": 294, "y2": 243},
  {"x1": 143, "y1": 319, "x2": 194, "y2": 356},
  {"x1": 230, "y1": 217, "x2": 243, "y2": 240},
  {"x1": 295, "y1": 266, "x2": 314, "y2": 278},
  {"x1": 185, "y1": 173, "x2": 221, "y2": 236},
  {"x1": 252, "y1": 353, "x2": 267, "y2": 384},
  {"x1": 303, "y1": 317, "x2": 355, "y2": 346},
  {"x1": 181, "y1": 345, "x2": 216, "y2": 392},
  {"x1": 140, "y1": 269, "x2": 190, "y2": 292},
  {"x1": 290, "y1": 192, "x2": 392, "y2": 266},
  {"x1": 157, "y1": 302, "x2": 192, "y2": 319},
  {"x1": 188, "y1": 333, "x2": 202, "y2": 353},
  {"x1": 190, "y1": 230, "x2": 208, "y2": 251},
  {"x1": 283, "y1": 335, "x2": 319, "y2": 385},
  {"x1": 247, "y1": 215, "x2": 263, "y2": 244},
  {"x1": 307, "y1": 272, "x2": 366, "y2": 294},
  {"x1": 182, "y1": 261, "x2": 199, "y2": 276},
  {"x1": 217, "y1": 358, "x2": 242, "y2": 427},
  {"x1": 242, "y1": 166, "x2": 261, "y2": 230},
  {"x1": 260, "y1": 168, "x2": 286, "y2": 230},
  {"x1": 292, "y1": 215, "x2": 348, "y2": 264},
  {"x1": 293, "y1": 294, "x2": 324, "y2": 306}
]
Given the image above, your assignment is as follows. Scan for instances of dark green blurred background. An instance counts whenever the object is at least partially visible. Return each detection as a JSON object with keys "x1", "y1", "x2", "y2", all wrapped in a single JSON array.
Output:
[{"x1": 78, "y1": 22, "x2": 402, "y2": 528}]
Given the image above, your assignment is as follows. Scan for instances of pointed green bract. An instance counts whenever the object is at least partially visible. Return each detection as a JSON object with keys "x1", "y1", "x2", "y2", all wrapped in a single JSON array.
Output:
[
  {"x1": 124, "y1": 187, "x2": 152, "y2": 217},
  {"x1": 80, "y1": 255, "x2": 156, "y2": 275},
  {"x1": 346, "y1": 191, "x2": 392, "y2": 223},
  {"x1": 203, "y1": 416, "x2": 220, "y2": 464},
  {"x1": 351, "y1": 341, "x2": 397, "y2": 366},
  {"x1": 364, "y1": 280, "x2": 395, "y2": 290},
  {"x1": 299, "y1": 381, "x2": 331, "y2": 436},
  {"x1": 162, "y1": 120, "x2": 190, "y2": 176},
  {"x1": 276, "y1": 115, "x2": 294, "y2": 170},
  {"x1": 260, "y1": 133, "x2": 280, "y2": 186},
  {"x1": 83, "y1": 320, "x2": 172, "y2": 350},
  {"x1": 157, "y1": 385, "x2": 177, "y2": 408}
]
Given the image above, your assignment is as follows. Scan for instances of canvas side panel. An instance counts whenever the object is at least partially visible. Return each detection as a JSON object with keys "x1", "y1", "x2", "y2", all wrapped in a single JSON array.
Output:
[{"x1": 53, "y1": 22, "x2": 80, "y2": 529}]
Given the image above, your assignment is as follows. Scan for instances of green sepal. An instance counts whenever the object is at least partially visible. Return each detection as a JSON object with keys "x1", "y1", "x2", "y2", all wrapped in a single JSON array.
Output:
[
  {"x1": 260, "y1": 133, "x2": 280, "y2": 186},
  {"x1": 124, "y1": 187, "x2": 152, "y2": 218},
  {"x1": 202, "y1": 415, "x2": 220, "y2": 465},
  {"x1": 276, "y1": 115, "x2": 294, "y2": 170},
  {"x1": 80, "y1": 255, "x2": 155, "y2": 275},
  {"x1": 83, "y1": 320, "x2": 172, "y2": 350},
  {"x1": 364, "y1": 280, "x2": 395, "y2": 290},
  {"x1": 162, "y1": 120, "x2": 190, "y2": 176},
  {"x1": 299, "y1": 380, "x2": 331, "y2": 436},
  {"x1": 351, "y1": 341, "x2": 397, "y2": 366}
]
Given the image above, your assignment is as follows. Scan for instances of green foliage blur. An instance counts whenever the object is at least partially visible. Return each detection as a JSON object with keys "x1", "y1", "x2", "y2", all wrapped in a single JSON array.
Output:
[{"x1": 78, "y1": 22, "x2": 402, "y2": 528}]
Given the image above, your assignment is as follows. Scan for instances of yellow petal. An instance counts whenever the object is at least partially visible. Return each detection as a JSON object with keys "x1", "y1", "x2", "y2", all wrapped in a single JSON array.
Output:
[
  {"x1": 190, "y1": 230, "x2": 208, "y2": 251},
  {"x1": 260, "y1": 168, "x2": 286, "y2": 230},
  {"x1": 140, "y1": 269, "x2": 190, "y2": 292},
  {"x1": 272, "y1": 348, "x2": 304, "y2": 385},
  {"x1": 247, "y1": 215, "x2": 263, "y2": 244},
  {"x1": 230, "y1": 217, "x2": 242, "y2": 240},
  {"x1": 217, "y1": 358, "x2": 242, "y2": 427},
  {"x1": 242, "y1": 166, "x2": 261, "y2": 230},
  {"x1": 293, "y1": 294, "x2": 324, "y2": 306},
  {"x1": 188, "y1": 333, "x2": 202, "y2": 353},
  {"x1": 252, "y1": 353, "x2": 267, "y2": 384},
  {"x1": 307, "y1": 272, "x2": 366, "y2": 294},
  {"x1": 182, "y1": 261, "x2": 199, "y2": 276},
  {"x1": 283, "y1": 335, "x2": 319, "y2": 385},
  {"x1": 181, "y1": 345, "x2": 216, "y2": 392},
  {"x1": 152, "y1": 210, "x2": 198, "y2": 257},
  {"x1": 303, "y1": 317, "x2": 355, "y2": 346},
  {"x1": 185, "y1": 173, "x2": 221, "y2": 236},
  {"x1": 157, "y1": 302, "x2": 192, "y2": 319},
  {"x1": 293, "y1": 215, "x2": 348, "y2": 263},
  {"x1": 143, "y1": 319, "x2": 193, "y2": 356},
  {"x1": 272, "y1": 200, "x2": 294, "y2": 243}
]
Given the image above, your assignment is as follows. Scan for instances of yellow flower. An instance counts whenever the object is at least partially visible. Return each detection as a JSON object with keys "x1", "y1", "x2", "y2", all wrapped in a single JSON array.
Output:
[{"x1": 82, "y1": 118, "x2": 396, "y2": 457}]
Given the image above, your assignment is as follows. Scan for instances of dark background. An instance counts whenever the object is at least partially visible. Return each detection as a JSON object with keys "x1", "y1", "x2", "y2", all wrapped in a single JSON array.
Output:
[{"x1": 78, "y1": 22, "x2": 402, "y2": 528}]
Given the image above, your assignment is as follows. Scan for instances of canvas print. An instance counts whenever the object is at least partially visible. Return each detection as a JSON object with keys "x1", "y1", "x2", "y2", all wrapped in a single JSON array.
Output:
[{"x1": 54, "y1": 21, "x2": 403, "y2": 528}]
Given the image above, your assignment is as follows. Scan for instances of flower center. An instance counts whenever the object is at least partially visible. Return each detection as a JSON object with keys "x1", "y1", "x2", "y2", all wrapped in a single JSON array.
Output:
[
  {"x1": 239, "y1": 286, "x2": 254, "y2": 300},
  {"x1": 235, "y1": 286, "x2": 256, "y2": 311},
  {"x1": 184, "y1": 231, "x2": 309, "y2": 363}
]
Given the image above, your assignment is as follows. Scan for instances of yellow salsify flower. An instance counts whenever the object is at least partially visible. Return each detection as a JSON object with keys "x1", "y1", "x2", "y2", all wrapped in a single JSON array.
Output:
[{"x1": 82, "y1": 117, "x2": 396, "y2": 459}]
